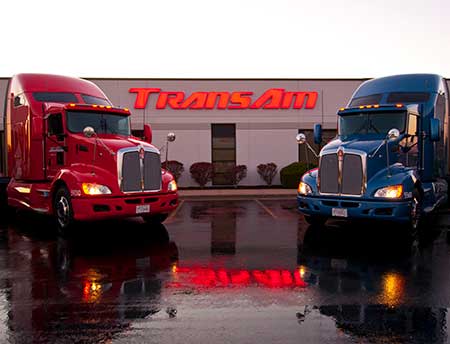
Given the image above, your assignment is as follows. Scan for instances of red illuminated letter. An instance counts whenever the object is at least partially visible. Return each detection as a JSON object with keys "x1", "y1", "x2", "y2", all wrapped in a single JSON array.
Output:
[
  {"x1": 250, "y1": 88, "x2": 284, "y2": 109},
  {"x1": 293, "y1": 271, "x2": 307, "y2": 287},
  {"x1": 180, "y1": 92, "x2": 208, "y2": 109},
  {"x1": 230, "y1": 270, "x2": 250, "y2": 285},
  {"x1": 282, "y1": 92, "x2": 318, "y2": 109},
  {"x1": 192, "y1": 268, "x2": 217, "y2": 287},
  {"x1": 156, "y1": 92, "x2": 185, "y2": 109},
  {"x1": 205, "y1": 92, "x2": 230, "y2": 109},
  {"x1": 129, "y1": 88, "x2": 161, "y2": 109},
  {"x1": 229, "y1": 92, "x2": 253, "y2": 109}
]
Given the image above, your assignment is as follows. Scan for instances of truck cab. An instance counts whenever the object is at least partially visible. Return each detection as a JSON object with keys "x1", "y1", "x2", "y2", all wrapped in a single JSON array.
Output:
[
  {"x1": 2, "y1": 74, "x2": 179, "y2": 232},
  {"x1": 297, "y1": 74, "x2": 448, "y2": 231}
]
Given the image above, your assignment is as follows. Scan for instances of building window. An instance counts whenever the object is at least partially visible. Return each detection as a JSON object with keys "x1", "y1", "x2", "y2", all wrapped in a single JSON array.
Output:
[
  {"x1": 212, "y1": 124, "x2": 236, "y2": 185},
  {"x1": 298, "y1": 129, "x2": 337, "y2": 165}
]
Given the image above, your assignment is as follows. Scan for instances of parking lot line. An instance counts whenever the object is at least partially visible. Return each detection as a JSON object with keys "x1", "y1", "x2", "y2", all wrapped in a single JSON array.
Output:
[
  {"x1": 255, "y1": 199, "x2": 278, "y2": 219},
  {"x1": 166, "y1": 200, "x2": 185, "y2": 223}
]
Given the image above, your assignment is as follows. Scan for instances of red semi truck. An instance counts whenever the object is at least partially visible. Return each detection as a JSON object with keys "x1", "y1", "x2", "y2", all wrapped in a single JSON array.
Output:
[{"x1": 0, "y1": 73, "x2": 179, "y2": 232}]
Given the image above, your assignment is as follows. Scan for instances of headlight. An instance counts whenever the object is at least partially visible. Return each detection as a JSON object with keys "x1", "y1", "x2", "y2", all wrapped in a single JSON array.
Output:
[
  {"x1": 82, "y1": 183, "x2": 112, "y2": 195},
  {"x1": 374, "y1": 185, "x2": 403, "y2": 198},
  {"x1": 298, "y1": 181, "x2": 312, "y2": 195},
  {"x1": 168, "y1": 180, "x2": 178, "y2": 192}
]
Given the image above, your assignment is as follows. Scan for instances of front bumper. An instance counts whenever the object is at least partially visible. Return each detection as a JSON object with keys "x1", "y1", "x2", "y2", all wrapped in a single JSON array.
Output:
[
  {"x1": 297, "y1": 194, "x2": 412, "y2": 223},
  {"x1": 72, "y1": 192, "x2": 179, "y2": 221}
]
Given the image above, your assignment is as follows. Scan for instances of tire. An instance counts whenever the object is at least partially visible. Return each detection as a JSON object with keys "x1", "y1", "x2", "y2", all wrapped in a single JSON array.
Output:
[
  {"x1": 407, "y1": 186, "x2": 423, "y2": 237},
  {"x1": 54, "y1": 187, "x2": 75, "y2": 236},
  {"x1": 304, "y1": 215, "x2": 327, "y2": 226},
  {"x1": 142, "y1": 213, "x2": 169, "y2": 224}
]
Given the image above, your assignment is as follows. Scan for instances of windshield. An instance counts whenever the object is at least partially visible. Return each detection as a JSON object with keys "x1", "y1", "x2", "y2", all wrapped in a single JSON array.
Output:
[
  {"x1": 66, "y1": 111, "x2": 131, "y2": 136},
  {"x1": 339, "y1": 111, "x2": 406, "y2": 137}
]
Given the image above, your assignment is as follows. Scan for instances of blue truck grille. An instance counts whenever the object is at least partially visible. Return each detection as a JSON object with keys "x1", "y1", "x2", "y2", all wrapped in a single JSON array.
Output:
[
  {"x1": 122, "y1": 150, "x2": 161, "y2": 192},
  {"x1": 319, "y1": 153, "x2": 363, "y2": 195}
]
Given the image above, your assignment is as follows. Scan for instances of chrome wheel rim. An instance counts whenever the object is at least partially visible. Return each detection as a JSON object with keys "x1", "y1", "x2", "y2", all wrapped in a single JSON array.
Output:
[
  {"x1": 56, "y1": 196, "x2": 70, "y2": 228},
  {"x1": 411, "y1": 198, "x2": 419, "y2": 230}
]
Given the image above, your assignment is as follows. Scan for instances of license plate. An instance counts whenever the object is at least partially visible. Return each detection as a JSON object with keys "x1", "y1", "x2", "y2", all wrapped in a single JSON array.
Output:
[
  {"x1": 332, "y1": 208, "x2": 347, "y2": 217},
  {"x1": 136, "y1": 205, "x2": 150, "y2": 214}
]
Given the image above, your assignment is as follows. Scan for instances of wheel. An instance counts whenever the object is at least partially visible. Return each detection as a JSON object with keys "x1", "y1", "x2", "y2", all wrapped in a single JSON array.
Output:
[
  {"x1": 142, "y1": 213, "x2": 169, "y2": 224},
  {"x1": 406, "y1": 186, "x2": 423, "y2": 238},
  {"x1": 304, "y1": 215, "x2": 327, "y2": 226},
  {"x1": 410, "y1": 187, "x2": 423, "y2": 229},
  {"x1": 54, "y1": 187, "x2": 75, "y2": 235}
]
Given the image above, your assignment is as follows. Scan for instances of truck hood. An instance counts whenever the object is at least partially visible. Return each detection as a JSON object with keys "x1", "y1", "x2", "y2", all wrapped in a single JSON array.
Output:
[
  {"x1": 96, "y1": 134, "x2": 156, "y2": 152},
  {"x1": 73, "y1": 134, "x2": 158, "y2": 153},
  {"x1": 321, "y1": 136, "x2": 400, "y2": 182},
  {"x1": 321, "y1": 136, "x2": 384, "y2": 156}
]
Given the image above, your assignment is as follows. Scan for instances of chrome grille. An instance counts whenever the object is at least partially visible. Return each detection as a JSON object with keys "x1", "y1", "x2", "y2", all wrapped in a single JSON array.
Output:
[
  {"x1": 342, "y1": 154, "x2": 363, "y2": 195},
  {"x1": 319, "y1": 154, "x2": 339, "y2": 193},
  {"x1": 143, "y1": 151, "x2": 161, "y2": 191},
  {"x1": 122, "y1": 152, "x2": 141, "y2": 192},
  {"x1": 119, "y1": 148, "x2": 161, "y2": 193},
  {"x1": 319, "y1": 151, "x2": 364, "y2": 196}
]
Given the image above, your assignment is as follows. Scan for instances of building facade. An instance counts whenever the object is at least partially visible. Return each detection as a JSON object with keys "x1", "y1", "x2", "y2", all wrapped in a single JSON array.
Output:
[{"x1": 2, "y1": 77, "x2": 447, "y2": 187}]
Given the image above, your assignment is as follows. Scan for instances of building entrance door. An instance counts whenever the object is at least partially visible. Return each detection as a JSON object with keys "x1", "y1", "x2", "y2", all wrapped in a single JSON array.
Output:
[{"x1": 211, "y1": 124, "x2": 236, "y2": 185}]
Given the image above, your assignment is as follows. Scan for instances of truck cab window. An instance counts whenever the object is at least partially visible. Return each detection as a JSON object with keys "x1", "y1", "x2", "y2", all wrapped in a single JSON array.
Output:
[
  {"x1": 13, "y1": 95, "x2": 25, "y2": 107},
  {"x1": 348, "y1": 94, "x2": 382, "y2": 107},
  {"x1": 47, "y1": 114, "x2": 64, "y2": 141},
  {"x1": 81, "y1": 94, "x2": 111, "y2": 105},
  {"x1": 33, "y1": 92, "x2": 78, "y2": 103}
]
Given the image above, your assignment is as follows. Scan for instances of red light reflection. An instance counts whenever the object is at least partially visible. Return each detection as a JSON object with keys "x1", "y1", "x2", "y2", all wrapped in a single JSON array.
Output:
[{"x1": 168, "y1": 266, "x2": 307, "y2": 289}]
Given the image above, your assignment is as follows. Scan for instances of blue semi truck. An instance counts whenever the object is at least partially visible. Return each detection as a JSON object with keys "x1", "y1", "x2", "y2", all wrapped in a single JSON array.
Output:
[{"x1": 297, "y1": 74, "x2": 449, "y2": 231}]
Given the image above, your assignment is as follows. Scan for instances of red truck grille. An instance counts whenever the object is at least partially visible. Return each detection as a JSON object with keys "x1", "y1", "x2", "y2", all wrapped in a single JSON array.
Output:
[{"x1": 121, "y1": 150, "x2": 161, "y2": 192}]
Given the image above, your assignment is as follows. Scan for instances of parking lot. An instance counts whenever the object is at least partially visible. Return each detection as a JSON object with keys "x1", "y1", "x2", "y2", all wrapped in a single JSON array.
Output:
[{"x1": 1, "y1": 198, "x2": 450, "y2": 343}]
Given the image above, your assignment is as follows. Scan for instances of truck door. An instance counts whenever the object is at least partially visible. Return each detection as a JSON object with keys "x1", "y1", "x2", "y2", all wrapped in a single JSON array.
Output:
[{"x1": 45, "y1": 113, "x2": 66, "y2": 179}]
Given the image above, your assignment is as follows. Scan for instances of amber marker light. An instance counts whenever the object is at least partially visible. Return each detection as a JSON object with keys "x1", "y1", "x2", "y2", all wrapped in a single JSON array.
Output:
[
  {"x1": 69, "y1": 103, "x2": 76, "y2": 107},
  {"x1": 374, "y1": 104, "x2": 380, "y2": 108},
  {"x1": 396, "y1": 104, "x2": 403, "y2": 108}
]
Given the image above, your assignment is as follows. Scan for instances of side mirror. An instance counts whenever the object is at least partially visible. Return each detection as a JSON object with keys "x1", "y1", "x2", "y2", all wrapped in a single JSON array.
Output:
[
  {"x1": 313, "y1": 124, "x2": 322, "y2": 145},
  {"x1": 296, "y1": 133, "x2": 306, "y2": 144},
  {"x1": 167, "y1": 132, "x2": 176, "y2": 142},
  {"x1": 430, "y1": 118, "x2": 440, "y2": 142},
  {"x1": 83, "y1": 126, "x2": 95, "y2": 138},
  {"x1": 143, "y1": 124, "x2": 152, "y2": 144},
  {"x1": 387, "y1": 128, "x2": 400, "y2": 141}
]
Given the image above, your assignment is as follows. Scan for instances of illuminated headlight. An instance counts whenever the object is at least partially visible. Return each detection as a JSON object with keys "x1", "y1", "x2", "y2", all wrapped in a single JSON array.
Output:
[
  {"x1": 168, "y1": 180, "x2": 178, "y2": 192},
  {"x1": 374, "y1": 185, "x2": 403, "y2": 199},
  {"x1": 82, "y1": 183, "x2": 112, "y2": 195},
  {"x1": 298, "y1": 181, "x2": 312, "y2": 195}
]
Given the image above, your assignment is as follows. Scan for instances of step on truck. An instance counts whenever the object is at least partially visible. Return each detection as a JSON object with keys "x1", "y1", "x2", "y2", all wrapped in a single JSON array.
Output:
[
  {"x1": 0, "y1": 73, "x2": 179, "y2": 232},
  {"x1": 297, "y1": 74, "x2": 449, "y2": 231}
]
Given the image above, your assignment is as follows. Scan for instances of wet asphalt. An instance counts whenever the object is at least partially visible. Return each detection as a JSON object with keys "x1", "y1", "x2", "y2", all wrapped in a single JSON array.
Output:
[{"x1": 1, "y1": 199, "x2": 450, "y2": 343}]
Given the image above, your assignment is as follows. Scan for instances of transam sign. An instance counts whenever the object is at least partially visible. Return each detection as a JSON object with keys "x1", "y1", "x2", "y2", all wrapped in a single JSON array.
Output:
[{"x1": 129, "y1": 88, "x2": 318, "y2": 110}]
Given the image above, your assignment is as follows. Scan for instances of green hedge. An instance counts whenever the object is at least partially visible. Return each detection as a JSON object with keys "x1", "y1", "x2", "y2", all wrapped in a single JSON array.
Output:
[{"x1": 280, "y1": 162, "x2": 317, "y2": 188}]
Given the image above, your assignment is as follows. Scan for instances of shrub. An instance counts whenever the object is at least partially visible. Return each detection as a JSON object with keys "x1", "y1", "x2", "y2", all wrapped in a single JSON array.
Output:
[
  {"x1": 279, "y1": 162, "x2": 317, "y2": 189},
  {"x1": 257, "y1": 163, "x2": 278, "y2": 186},
  {"x1": 189, "y1": 162, "x2": 213, "y2": 187},
  {"x1": 162, "y1": 160, "x2": 184, "y2": 182},
  {"x1": 231, "y1": 165, "x2": 247, "y2": 186}
]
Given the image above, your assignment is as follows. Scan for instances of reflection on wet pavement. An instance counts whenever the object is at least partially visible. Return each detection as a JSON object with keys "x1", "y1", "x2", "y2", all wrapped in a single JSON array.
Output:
[{"x1": 0, "y1": 200, "x2": 449, "y2": 343}]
